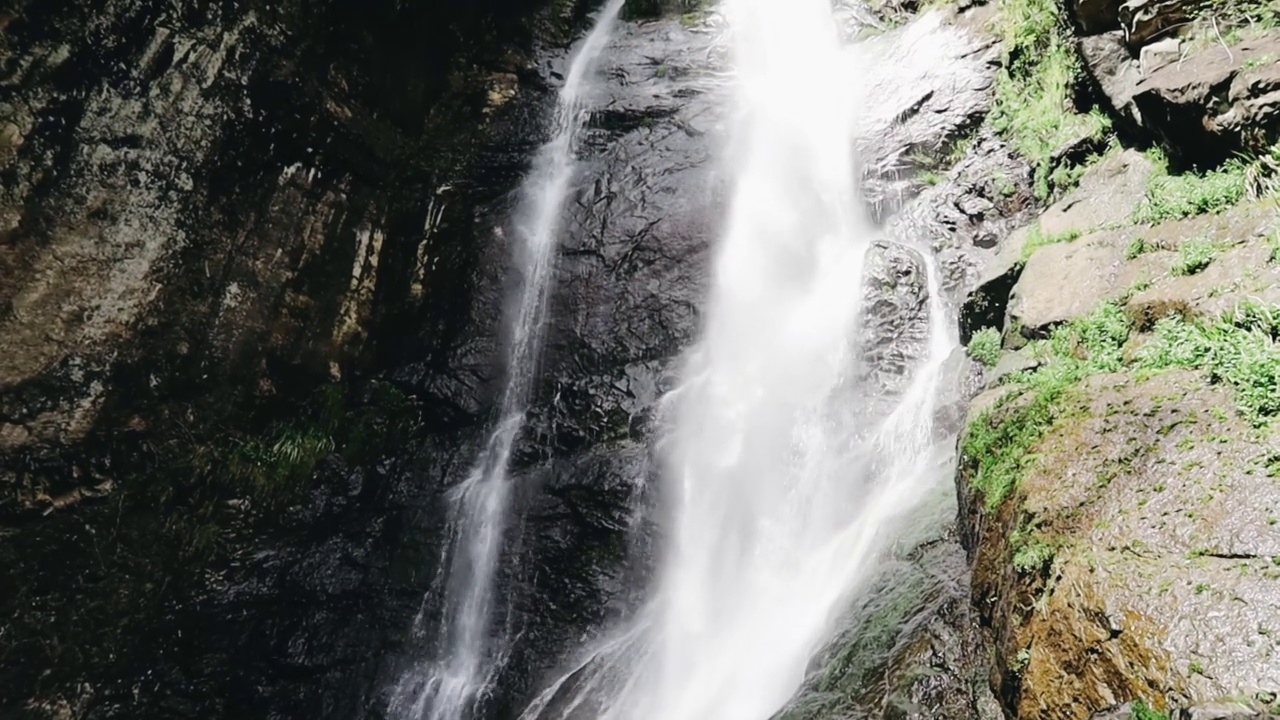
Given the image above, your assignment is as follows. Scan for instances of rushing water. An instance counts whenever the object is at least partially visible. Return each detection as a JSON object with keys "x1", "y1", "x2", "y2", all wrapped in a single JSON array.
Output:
[
  {"x1": 518, "y1": 0, "x2": 959, "y2": 718},
  {"x1": 389, "y1": 3, "x2": 626, "y2": 718}
]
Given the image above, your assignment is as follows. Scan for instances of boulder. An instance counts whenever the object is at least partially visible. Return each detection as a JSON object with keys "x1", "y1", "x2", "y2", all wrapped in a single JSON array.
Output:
[
  {"x1": 1038, "y1": 149, "x2": 1154, "y2": 237},
  {"x1": 1080, "y1": 31, "x2": 1146, "y2": 126},
  {"x1": 1132, "y1": 33, "x2": 1280, "y2": 166},
  {"x1": 1119, "y1": 0, "x2": 1194, "y2": 46}
]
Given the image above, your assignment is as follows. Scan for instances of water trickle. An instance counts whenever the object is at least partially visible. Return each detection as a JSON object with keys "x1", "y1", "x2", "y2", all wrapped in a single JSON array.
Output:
[
  {"x1": 389, "y1": 3, "x2": 626, "y2": 718},
  {"x1": 519, "y1": 0, "x2": 959, "y2": 718}
]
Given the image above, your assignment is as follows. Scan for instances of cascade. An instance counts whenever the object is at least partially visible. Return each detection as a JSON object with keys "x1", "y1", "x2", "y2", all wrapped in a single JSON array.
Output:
[
  {"x1": 518, "y1": 0, "x2": 959, "y2": 718},
  {"x1": 389, "y1": 2, "x2": 627, "y2": 718}
]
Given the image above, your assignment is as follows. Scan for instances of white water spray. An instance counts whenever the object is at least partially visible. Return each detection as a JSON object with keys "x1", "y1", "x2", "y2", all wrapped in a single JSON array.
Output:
[
  {"x1": 520, "y1": 0, "x2": 958, "y2": 718},
  {"x1": 390, "y1": 4, "x2": 626, "y2": 719}
]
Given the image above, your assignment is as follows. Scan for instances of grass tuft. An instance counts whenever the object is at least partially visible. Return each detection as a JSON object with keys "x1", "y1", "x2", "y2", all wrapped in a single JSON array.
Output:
[
  {"x1": 969, "y1": 327, "x2": 1004, "y2": 367},
  {"x1": 1172, "y1": 236, "x2": 1217, "y2": 276}
]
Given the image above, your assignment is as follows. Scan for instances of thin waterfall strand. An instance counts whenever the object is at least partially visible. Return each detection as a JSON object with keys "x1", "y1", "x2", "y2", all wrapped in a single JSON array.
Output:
[{"x1": 390, "y1": 3, "x2": 626, "y2": 718}]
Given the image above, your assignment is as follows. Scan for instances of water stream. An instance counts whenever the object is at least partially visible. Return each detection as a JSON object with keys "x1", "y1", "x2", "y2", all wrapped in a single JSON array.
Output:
[
  {"x1": 389, "y1": 3, "x2": 626, "y2": 718},
  {"x1": 396, "y1": 0, "x2": 961, "y2": 717},
  {"x1": 518, "y1": 0, "x2": 958, "y2": 717}
]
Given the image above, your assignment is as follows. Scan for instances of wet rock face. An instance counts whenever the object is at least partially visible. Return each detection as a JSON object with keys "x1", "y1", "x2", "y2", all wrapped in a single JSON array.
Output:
[
  {"x1": 0, "y1": 0, "x2": 596, "y2": 716},
  {"x1": 481, "y1": 18, "x2": 724, "y2": 714}
]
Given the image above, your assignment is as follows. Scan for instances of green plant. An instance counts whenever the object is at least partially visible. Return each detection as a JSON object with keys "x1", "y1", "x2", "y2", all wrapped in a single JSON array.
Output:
[
  {"x1": 1189, "y1": 659, "x2": 1207, "y2": 675},
  {"x1": 1172, "y1": 237, "x2": 1217, "y2": 275},
  {"x1": 988, "y1": 0, "x2": 1110, "y2": 201},
  {"x1": 1136, "y1": 303, "x2": 1280, "y2": 424},
  {"x1": 1133, "y1": 150, "x2": 1250, "y2": 225},
  {"x1": 1131, "y1": 142, "x2": 1280, "y2": 226},
  {"x1": 1126, "y1": 237, "x2": 1154, "y2": 260},
  {"x1": 1013, "y1": 539, "x2": 1056, "y2": 574},
  {"x1": 963, "y1": 303, "x2": 1132, "y2": 506},
  {"x1": 919, "y1": 169, "x2": 944, "y2": 186},
  {"x1": 1244, "y1": 54, "x2": 1276, "y2": 70},
  {"x1": 1022, "y1": 223, "x2": 1083, "y2": 262},
  {"x1": 969, "y1": 327, "x2": 1004, "y2": 367},
  {"x1": 1133, "y1": 699, "x2": 1170, "y2": 720}
]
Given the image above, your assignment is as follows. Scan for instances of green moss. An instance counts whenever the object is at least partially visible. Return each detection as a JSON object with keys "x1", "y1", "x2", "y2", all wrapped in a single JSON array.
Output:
[
  {"x1": 988, "y1": 0, "x2": 1110, "y2": 200},
  {"x1": 969, "y1": 327, "x2": 1004, "y2": 367}
]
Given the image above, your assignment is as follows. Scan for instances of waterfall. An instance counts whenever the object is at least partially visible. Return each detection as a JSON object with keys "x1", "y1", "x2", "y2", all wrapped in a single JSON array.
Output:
[
  {"x1": 518, "y1": 0, "x2": 959, "y2": 718},
  {"x1": 389, "y1": 3, "x2": 626, "y2": 719}
]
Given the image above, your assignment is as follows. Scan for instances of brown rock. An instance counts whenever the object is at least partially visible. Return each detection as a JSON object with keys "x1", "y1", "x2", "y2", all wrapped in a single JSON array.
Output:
[{"x1": 962, "y1": 371, "x2": 1280, "y2": 720}]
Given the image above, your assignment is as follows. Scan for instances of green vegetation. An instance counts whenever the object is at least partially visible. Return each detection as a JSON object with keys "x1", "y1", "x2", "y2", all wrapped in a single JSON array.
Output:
[
  {"x1": 962, "y1": 303, "x2": 1129, "y2": 507},
  {"x1": 1013, "y1": 536, "x2": 1056, "y2": 574},
  {"x1": 1135, "y1": 303, "x2": 1280, "y2": 424},
  {"x1": 989, "y1": 0, "x2": 1109, "y2": 200},
  {"x1": 1133, "y1": 151, "x2": 1250, "y2": 225},
  {"x1": 1126, "y1": 237, "x2": 1154, "y2": 260},
  {"x1": 1133, "y1": 699, "x2": 1170, "y2": 720},
  {"x1": 1021, "y1": 223, "x2": 1083, "y2": 262},
  {"x1": 969, "y1": 327, "x2": 1004, "y2": 367},
  {"x1": 1172, "y1": 236, "x2": 1218, "y2": 276},
  {"x1": 964, "y1": 300, "x2": 1280, "y2": 507},
  {"x1": 191, "y1": 380, "x2": 423, "y2": 507}
]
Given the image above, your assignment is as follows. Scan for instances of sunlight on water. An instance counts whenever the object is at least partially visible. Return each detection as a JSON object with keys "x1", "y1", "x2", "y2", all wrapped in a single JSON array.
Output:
[{"x1": 519, "y1": 0, "x2": 959, "y2": 717}]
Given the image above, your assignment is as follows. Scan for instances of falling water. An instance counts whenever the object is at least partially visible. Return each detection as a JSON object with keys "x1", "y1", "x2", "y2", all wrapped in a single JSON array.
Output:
[
  {"x1": 390, "y1": 3, "x2": 626, "y2": 719},
  {"x1": 520, "y1": 0, "x2": 959, "y2": 718}
]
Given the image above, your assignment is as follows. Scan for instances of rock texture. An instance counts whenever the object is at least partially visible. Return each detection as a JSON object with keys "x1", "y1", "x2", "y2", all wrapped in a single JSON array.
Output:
[
  {"x1": 0, "y1": 0, "x2": 601, "y2": 716},
  {"x1": 962, "y1": 372, "x2": 1280, "y2": 719}
]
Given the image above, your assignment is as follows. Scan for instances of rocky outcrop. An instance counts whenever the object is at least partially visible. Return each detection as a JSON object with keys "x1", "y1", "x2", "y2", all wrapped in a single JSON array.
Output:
[
  {"x1": 1072, "y1": 0, "x2": 1280, "y2": 166},
  {"x1": 962, "y1": 371, "x2": 1280, "y2": 719},
  {"x1": 956, "y1": 17, "x2": 1280, "y2": 711}
]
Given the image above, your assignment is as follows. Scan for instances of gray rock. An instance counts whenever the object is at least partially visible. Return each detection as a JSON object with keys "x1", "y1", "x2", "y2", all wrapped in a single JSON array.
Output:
[
  {"x1": 1120, "y1": 0, "x2": 1194, "y2": 46},
  {"x1": 1039, "y1": 149, "x2": 1155, "y2": 236},
  {"x1": 1132, "y1": 33, "x2": 1280, "y2": 165},
  {"x1": 1081, "y1": 31, "x2": 1146, "y2": 125}
]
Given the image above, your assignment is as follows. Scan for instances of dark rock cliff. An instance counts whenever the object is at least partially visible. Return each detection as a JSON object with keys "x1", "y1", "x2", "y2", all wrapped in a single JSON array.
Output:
[{"x1": 0, "y1": 0, "x2": 601, "y2": 716}]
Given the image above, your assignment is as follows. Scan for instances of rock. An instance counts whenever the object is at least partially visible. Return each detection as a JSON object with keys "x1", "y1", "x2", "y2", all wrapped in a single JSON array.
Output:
[
  {"x1": 1074, "y1": 0, "x2": 1124, "y2": 34},
  {"x1": 1039, "y1": 149, "x2": 1155, "y2": 237},
  {"x1": 986, "y1": 348, "x2": 1041, "y2": 387},
  {"x1": 852, "y1": 9, "x2": 1002, "y2": 210},
  {"x1": 1119, "y1": 0, "x2": 1194, "y2": 47},
  {"x1": 1005, "y1": 230, "x2": 1142, "y2": 343},
  {"x1": 1116, "y1": 202, "x2": 1279, "y2": 327},
  {"x1": 1141, "y1": 37, "x2": 1182, "y2": 74},
  {"x1": 1132, "y1": 34, "x2": 1280, "y2": 165},
  {"x1": 1081, "y1": 32, "x2": 1146, "y2": 125},
  {"x1": 0, "y1": 0, "x2": 598, "y2": 716},
  {"x1": 858, "y1": 241, "x2": 932, "y2": 400},
  {"x1": 962, "y1": 371, "x2": 1280, "y2": 720},
  {"x1": 1175, "y1": 702, "x2": 1276, "y2": 720}
]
